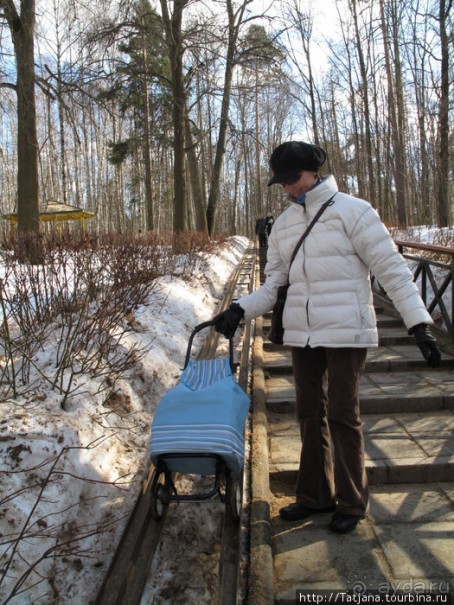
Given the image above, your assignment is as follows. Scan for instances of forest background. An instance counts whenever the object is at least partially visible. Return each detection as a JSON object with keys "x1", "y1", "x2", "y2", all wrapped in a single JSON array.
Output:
[{"x1": 0, "y1": 0, "x2": 452, "y2": 243}]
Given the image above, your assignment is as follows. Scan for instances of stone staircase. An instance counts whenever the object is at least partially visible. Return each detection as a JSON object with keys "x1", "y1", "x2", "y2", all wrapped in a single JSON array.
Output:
[
  {"x1": 248, "y1": 247, "x2": 454, "y2": 604},
  {"x1": 263, "y1": 305, "x2": 454, "y2": 487}
]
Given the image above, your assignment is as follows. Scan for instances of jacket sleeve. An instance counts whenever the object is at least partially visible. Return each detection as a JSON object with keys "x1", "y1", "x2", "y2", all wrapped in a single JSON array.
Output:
[
  {"x1": 236, "y1": 224, "x2": 289, "y2": 321},
  {"x1": 348, "y1": 204, "x2": 433, "y2": 329}
]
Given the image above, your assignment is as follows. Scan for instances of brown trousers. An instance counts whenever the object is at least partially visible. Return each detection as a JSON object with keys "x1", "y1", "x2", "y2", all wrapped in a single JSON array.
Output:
[{"x1": 291, "y1": 346, "x2": 369, "y2": 516}]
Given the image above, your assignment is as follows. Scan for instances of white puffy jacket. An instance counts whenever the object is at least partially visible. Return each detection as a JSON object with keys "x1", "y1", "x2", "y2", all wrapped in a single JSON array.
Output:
[{"x1": 237, "y1": 175, "x2": 432, "y2": 348}]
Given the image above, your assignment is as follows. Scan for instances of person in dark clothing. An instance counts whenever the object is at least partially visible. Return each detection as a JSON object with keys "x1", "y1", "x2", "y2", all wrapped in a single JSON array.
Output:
[
  {"x1": 265, "y1": 214, "x2": 274, "y2": 236},
  {"x1": 255, "y1": 217, "x2": 268, "y2": 247}
]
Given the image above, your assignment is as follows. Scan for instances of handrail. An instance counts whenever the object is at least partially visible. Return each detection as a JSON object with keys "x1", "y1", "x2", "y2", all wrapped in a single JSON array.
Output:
[
  {"x1": 394, "y1": 239, "x2": 454, "y2": 256},
  {"x1": 374, "y1": 239, "x2": 454, "y2": 341}
]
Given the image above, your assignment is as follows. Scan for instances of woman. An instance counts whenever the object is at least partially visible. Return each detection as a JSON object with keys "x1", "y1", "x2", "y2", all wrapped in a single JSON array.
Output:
[{"x1": 212, "y1": 141, "x2": 441, "y2": 534}]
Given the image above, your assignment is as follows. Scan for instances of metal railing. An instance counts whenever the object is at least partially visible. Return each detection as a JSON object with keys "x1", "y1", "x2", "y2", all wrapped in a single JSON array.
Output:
[{"x1": 374, "y1": 240, "x2": 454, "y2": 341}]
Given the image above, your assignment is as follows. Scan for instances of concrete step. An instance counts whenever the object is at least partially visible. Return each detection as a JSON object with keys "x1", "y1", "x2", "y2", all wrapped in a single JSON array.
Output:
[
  {"x1": 378, "y1": 326, "x2": 414, "y2": 346},
  {"x1": 267, "y1": 410, "x2": 454, "y2": 486},
  {"x1": 262, "y1": 296, "x2": 454, "y2": 495},
  {"x1": 266, "y1": 367, "x2": 454, "y2": 414},
  {"x1": 271, "y1": 481, "x2": 454, "y2": 605},
  {"x1": 263, "y1": 344, "x2": 454, "y2": 373},
  {"x1": 257, "y1": 292, "x2": 454, "y2": 604}
]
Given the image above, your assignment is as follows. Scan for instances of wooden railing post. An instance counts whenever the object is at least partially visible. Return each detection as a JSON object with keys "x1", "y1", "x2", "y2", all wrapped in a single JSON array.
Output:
[{"x1": 375, "y1": 239, "x2": 454, "y2": 341}]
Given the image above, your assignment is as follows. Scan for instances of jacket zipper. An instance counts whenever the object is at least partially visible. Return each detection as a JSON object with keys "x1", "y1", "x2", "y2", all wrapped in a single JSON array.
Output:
[
  {"x1": 303, "y1": 206, "x2": 311, "y2": 345},
  {"x1": 305, "y1": 299, "x2": 310, "y2": 346}
]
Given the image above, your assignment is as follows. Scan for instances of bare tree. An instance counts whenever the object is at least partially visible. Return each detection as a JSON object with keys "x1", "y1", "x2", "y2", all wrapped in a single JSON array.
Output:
[
  {"x1": 379, "y1": 0, "x2": 408, "y2": 226},
  {"x1": 206, "y1": 0, "x2": 254, "y2": 236},
  {"x1": 0, "y1": 0, "x2": 40, "y2": 250},
  {"x1": 160, "y1": 0, "x2": 189, "y2": 233},
  {"x1": 435, "y1": 0, "x2": 452, "y2": 226},
  {"x1": 348, "y1": 0, "x2": 376, "y2": 205},
  {"x1": 284, "y1": 1, "x2": 320, "y2": 145},
  {"x1": 185, "y1": 113, "x2": 209, "y2": 233}
]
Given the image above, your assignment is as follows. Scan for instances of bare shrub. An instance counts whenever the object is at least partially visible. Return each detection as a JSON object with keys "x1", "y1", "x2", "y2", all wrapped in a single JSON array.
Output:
[
  {"x1": 431, "y1": 229, "x2": 454, "y2": 248},
  {"x1": 0, "y1": 230, "x2": 226, "y2": 405},
  {"x1": 168, "y1": 231, "x2": 225, "y2": 279},
  {"x1": 0, "y1": 232, "x2": 165, "y2": 403}
]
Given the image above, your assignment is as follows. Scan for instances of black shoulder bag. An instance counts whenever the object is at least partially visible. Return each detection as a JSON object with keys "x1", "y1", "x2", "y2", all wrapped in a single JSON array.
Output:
[{"x1": 268, "y1": 195, "x2": 336, "y2": 345}]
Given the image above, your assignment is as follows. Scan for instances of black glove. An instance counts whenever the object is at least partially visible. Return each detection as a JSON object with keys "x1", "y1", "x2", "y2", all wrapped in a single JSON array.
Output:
[
  {"x1": 212, "y1": 303, "x2": 244, "y2": 338},
  {"x1": 409, "y1": 323, "x2": 441, "y2": 368}
]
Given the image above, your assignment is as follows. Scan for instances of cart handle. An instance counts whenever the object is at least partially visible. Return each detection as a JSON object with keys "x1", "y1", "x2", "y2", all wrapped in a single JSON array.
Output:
[{"x1": 183, "y1": 320, "x2": 234, "y2": 371}]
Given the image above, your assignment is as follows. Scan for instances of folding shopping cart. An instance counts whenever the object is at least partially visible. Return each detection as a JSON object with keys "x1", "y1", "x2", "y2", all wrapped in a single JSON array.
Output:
[{"x1": 148, "y1": 321, "x2": 250, "y2": 521}]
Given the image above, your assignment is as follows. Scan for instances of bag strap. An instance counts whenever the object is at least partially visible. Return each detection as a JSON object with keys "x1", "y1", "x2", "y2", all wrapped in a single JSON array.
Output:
[{"x1": 288, "y1": 194, "x2": 336, "y2": 269}]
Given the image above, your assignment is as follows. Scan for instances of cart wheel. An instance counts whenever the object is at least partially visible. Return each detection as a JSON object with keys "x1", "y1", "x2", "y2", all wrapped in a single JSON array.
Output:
[
  {"x1": 226, "y1": 476, "x2": 242, "y2": 521},
  {"x1": 219, "y1": 475, "x2": 227, "y2": 503},
  {"x1": 150, "y1": 473, "x2": 171, "y2": 520}
]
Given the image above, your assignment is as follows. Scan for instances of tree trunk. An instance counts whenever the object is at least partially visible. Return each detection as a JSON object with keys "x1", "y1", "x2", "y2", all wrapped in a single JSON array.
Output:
[
  {"x1": 206, "y1": 46, "x2": 234, "y2": 235},
  {"x1": 350, "y1": 0, "x2": 376, "y2": 205},
  {"x1": 206, "y1": 0, "x2": 252, "y2": 236},
  {"x1": 436, "y1": 0, "x2": 451, "y2": 226},
  {"x1": 54, "y1": 3, "x2": 68, "y2": 207},
  {"x1": 379, "y1": 0, "x2": 407, "y2": 226},
  {"x1": 142, "y1": 69, "x2": 154, "y2": 231},
  {"x1": 1, "y1": 0, "x2": 40, "y2": 242},
  {"x1": 185, "y1": 114, "x2": 208, "y2": 233},
  {"x1": 410, "y1": 18, "x2": 430, "y2": 224},
  {"x1": 254, "y1": 68, "x2": 263, "y2": 220},
  {"x1": 160, "y1": 0, "x2": 188, "y2": 233},
  {"x1": 293, "y1": 1, "x2": 319, "y2": 145}
]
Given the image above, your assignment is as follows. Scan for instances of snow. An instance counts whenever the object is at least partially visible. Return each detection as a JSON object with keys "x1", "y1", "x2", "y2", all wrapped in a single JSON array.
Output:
[
  {"x1": 389, "y1": 225, "x2": 452, "y2": 247},
  {"x1": 0, "y1": 236, "x2": 249, "y2": 605}
]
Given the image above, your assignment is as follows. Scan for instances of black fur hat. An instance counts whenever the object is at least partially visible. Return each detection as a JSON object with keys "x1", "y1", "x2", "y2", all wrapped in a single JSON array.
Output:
[{"x1": 268, "y1": 141, "x2": 327, "y2": 186}]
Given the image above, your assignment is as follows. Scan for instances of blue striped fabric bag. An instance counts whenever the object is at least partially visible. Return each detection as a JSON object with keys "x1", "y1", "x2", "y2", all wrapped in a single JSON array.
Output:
[{"x1": 149, "y1": 358, "x2": 250, "y2": 476}]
